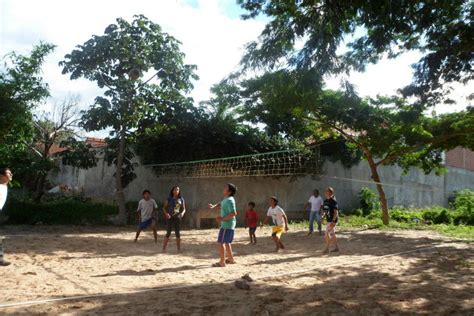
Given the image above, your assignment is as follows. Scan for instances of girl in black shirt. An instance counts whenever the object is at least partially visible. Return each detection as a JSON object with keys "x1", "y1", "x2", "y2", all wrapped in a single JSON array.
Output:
[{"x1": 322, "y1": 187, "x2": 339, "y2": 254}]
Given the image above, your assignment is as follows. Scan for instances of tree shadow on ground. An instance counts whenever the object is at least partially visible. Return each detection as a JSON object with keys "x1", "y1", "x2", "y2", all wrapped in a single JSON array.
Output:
[
  {"x1": 1, "y1": 243, "x2": 472, "y2": 315},
  {"x1": 1, "y1": 227, "x2": 466, "y2": 263}
]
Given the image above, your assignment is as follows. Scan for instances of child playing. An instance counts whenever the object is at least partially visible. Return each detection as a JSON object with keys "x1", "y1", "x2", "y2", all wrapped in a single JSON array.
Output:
[
  {"x1": 208, "y1": 183, "x2": 237, "y2": 267},
  {"x1": 322, "y1": 187, "x2": 340, "y2": 254},
  {"x1": 245, "y1": 202, "x2": 259, "y2": 244},
  {"x1": 262, "y1": 196, "x2": 289, "y2": 252},
  {"x1": 134, "y1": 189, "x2": 158, "y2": 244},
  {"x1": 162, "y1": 185, "x2": 186, "y2": 252}
]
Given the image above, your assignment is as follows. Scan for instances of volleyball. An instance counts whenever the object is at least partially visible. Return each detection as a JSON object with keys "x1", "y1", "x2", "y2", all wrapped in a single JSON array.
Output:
[{"x1": 128, "y1": 68, "x2": 142, "y2": 80}]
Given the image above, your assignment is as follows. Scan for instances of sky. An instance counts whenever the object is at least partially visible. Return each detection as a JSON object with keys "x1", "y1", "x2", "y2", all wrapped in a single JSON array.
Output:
[{"x1": 1, "y1": 0, "x2": 470, "y2": 122}]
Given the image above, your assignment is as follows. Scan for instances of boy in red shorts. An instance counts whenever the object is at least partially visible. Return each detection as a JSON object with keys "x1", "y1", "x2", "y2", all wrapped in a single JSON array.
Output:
[{"x1": 245, "y1": 202, "x2": 259, "y2": 244}]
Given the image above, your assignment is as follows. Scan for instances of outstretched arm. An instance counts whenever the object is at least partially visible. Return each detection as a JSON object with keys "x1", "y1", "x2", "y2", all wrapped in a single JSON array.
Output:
[{"x1": 208, "y1": 203, "x2": 221, "y2": 209}]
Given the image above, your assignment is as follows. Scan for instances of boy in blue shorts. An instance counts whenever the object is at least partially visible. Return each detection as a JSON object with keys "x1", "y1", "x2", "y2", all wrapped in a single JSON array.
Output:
[
  {"x1": 134, "y1": 190, "x2": 158, "y2": 244},
  {"x1": 209, "y1": 183, "x2": 237, "y2": 267}
]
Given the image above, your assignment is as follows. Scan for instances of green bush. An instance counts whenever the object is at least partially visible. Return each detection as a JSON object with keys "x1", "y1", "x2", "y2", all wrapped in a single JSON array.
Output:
[
  {"x1": 4, "y1": 197, "x2": 118, "y2": 225},
  {"x1": 358, "y1": 187, "x2": 380, "y2": 217},
  {"x1": 452, "y1": 189, "x2": 474, "y2": 225},
  {"x1": 390, "y1": 208, "x2": 422, "y2": 223},
  {"x1": 453, "y1": 189, "x2": 474, "y2": 212},
  {"x1": 421, "y1": 208, "x2": 452, "y2": 225}
]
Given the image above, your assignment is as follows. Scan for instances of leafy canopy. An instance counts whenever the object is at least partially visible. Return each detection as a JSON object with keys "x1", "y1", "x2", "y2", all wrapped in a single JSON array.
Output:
[
  {"x1": 60, "y1": 15, "x2": 198, "y2": 187},
  {"x1": 0, "y1": 43, "x2": 55, "y2": 182},
  {"x1": 60, "y1": 14, "x2": 198, "y2": 138},
  {"x1": 238, "y1": 0, "x2": 473, "y2": 106}
]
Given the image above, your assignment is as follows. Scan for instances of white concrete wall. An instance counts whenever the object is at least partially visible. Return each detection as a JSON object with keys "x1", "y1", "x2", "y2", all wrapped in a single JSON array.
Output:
[{"x1": 49, "y1": 158, "x2": 474, "y2": 220}]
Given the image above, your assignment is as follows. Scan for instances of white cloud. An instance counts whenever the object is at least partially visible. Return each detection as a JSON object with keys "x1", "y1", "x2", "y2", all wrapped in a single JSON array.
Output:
[
  {"x1": 1, "y1": 0, "x2": 470, "y2": 121},
  {"x1": 1, "y1": 0, "x2": 264, "y2": 112}
]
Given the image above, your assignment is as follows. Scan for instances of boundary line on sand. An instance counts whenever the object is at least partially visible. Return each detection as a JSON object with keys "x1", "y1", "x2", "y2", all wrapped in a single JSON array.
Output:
[{"x1": 0, "y1": 244, "x2": 438, "y2": 309}]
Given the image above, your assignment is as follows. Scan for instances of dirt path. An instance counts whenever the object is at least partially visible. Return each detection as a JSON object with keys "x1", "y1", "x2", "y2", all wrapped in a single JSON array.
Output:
[{"x1": 0, "y1": 226, "x2": 472, "y2": 315}]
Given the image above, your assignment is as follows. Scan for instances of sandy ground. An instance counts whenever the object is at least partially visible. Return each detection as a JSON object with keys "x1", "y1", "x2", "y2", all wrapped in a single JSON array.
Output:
[{"x1": 0, "y1": 225, "x2": 472, "y2": 315}]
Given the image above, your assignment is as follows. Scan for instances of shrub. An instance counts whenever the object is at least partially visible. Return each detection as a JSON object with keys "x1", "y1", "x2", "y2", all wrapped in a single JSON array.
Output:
[
  {"x1": 452, "y1": 189, "x2": 474, "y2": 225},
  {"x1": 358, "y1": 187, "x2": 380, "y2": 217},
  {"x1": 421, "y1": 208, "x2": 452, "y2": 225},
  {"x1": 453, "y1": 189, "x2": 474, "y2": 213},
  {"x1": 390, "y1": 208, "x2": 422, "y2": 223},
  {"x1": 4, "y1": 197, "x2": 118, "y2": 225}
]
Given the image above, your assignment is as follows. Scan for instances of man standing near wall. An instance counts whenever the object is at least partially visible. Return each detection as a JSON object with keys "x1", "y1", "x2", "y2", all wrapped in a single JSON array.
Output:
[
  {"x1": 304, "y1": 189, "x2": 323, "y2": 236},
  {"x1": 0, "y1": 167, "x2": 13, "y2": 266}
]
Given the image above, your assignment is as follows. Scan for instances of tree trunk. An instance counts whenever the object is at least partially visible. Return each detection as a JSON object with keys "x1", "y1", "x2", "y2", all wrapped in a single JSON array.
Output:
[
  {"x1": 114, "y1": 129, "x2": 127, "y2": 225},
  {"x1": 33, "y1": 174, "x2": 46, "y2": 202},
  {"x1": 366, "y1": 156, "x2": 390, "y2": 225}
]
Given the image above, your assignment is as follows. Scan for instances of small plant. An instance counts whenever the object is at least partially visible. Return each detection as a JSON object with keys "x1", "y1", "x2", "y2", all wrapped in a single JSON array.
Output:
[
  {"x1": 358, "y1": 187, "x2": 380, "y2": 217},
  {"x1": 453, "y1": 189, "x2": 474, "y2": 225},
  {"x1": 421, "y1": 208, "x2": 452, "y2": 225}
]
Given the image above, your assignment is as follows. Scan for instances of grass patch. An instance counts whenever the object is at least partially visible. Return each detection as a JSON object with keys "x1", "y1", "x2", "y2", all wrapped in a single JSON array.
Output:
[{"x1": 289, "y1": 216, "x2": 474, "y2": 240}]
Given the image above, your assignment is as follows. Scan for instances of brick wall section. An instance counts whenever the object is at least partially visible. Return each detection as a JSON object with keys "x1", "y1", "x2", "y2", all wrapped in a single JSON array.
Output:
[{"x1": 446, "y1": 147, "x2": 474, "y2": 171}]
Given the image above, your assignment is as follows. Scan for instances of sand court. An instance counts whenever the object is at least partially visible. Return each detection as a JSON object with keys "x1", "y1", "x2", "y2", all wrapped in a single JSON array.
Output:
[{"x1": 0, "y1": 226, "x2": 472, "y2": 315}]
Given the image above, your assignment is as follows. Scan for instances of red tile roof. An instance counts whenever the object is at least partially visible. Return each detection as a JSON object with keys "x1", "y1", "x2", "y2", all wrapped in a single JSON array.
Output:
[{"x1": 85, "y1": 137, "x2": 107, "y2": 148}]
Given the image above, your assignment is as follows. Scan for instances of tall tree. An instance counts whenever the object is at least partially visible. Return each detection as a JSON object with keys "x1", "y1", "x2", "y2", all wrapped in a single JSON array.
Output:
[
  {"x1": 234, "y1": 0, "x2": 474, "y2": 224},
  {"x1": 238, "y1": 70, "x2": 474, "y2": 224},
  {"x1": 60, "y1": 15, "x2": 197, "y2": 224},
  {"x1": 0, "y1": 43, "x2": 55, "y2": 181},
  {"x1": 29, "y1": 96, "x2": 81, "y2": 200},
  {"x1": 238, "y1": 0, "x2": 473, "y2": 106}
]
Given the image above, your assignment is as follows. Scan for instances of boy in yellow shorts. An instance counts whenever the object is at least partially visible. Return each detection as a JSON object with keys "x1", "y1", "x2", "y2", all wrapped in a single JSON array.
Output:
[{"x1": 262, "y1": 196, "x2": 289, "y2": 252}]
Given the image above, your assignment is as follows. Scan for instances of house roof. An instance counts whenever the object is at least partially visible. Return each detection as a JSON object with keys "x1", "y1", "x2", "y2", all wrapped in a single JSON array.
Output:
[{"x1": 85, "y1": 137, "x2": 107, "y2": 148}]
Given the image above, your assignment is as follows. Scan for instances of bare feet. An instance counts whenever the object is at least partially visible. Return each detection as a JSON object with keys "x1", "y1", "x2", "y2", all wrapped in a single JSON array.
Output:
[{"x1": 212, "y1": 262, "x2": 225, "y2": 268}]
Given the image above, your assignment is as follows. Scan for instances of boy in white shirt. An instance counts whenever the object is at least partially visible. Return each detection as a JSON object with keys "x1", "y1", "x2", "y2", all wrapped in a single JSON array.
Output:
[
  {"x1": 0, "y1": 167, "x2": 13, "y2": 266},
  {"x1": 262, "y1": 196, "x2": 289, "y2": 252},
  {"x1": 134, "y1": 190, "x2": 158, "y2": 243},
  {"x1": 304, "y1": 189, "x2": 323, "y2": 235}
]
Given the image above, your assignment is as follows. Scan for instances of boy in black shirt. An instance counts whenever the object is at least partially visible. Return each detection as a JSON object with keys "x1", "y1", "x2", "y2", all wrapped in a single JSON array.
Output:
[{"x1": 322, "y1": 187, "x2": 339, "y2": 254}]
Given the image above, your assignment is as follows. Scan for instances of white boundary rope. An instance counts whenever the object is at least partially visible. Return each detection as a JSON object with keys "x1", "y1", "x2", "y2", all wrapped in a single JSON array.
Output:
[{"x1": 0, "y1": 244, "x2": 437, "y2": 309}]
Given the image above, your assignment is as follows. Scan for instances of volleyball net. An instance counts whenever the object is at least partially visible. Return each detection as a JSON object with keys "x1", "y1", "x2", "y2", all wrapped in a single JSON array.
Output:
[{"x1": 142, "y1": 147, "x2": 321, "y2": 178}]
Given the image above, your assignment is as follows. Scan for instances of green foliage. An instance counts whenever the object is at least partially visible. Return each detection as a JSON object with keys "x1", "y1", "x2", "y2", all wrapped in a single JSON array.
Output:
[
  {"x1": 453, "y1": 189, "x2": 474, "y2": 225},
  {"x1": 135, "y1": 106, "x2": 293, "y2": 165},
  {"x1": 454, "y1": 189, "x2": 474, "y2": 213},
  {"x1": 358, "y1": 187, "x2": 380, "y2": 216},
  {"x1": 230, "y1": 67, "x2": 474, "y2": 224},
  {"x1": 390, "y1": 208, "x2": 422, "y2": 223},
  {"x1": 238, "y1": 0, "x2": 473, "y2": 106},
  {"x1": 60, "y1": 15, "x2": 198, "y2": 187},
  {"x1": 335, "y1": 215, "x2": 474, "y2": 240},
  {"x1": 236, "y1": 0, "x2": 474, "y2": 225},
  {"x1": 319, "y1": 139, "x2": 362, "y2": 168},
  {"x1": 4, "y1": 197, "x2": 117, "y2": 225},
  {"x1": 422, "y1": 208, "x2": 453, "y2": 225},
  {"x1": 0, "y1": 43, "x2": 55, "y2": 180},
  {"x1": 59, "y1": 137, "x2": 98, "y2": 169},
  {"x1": 60, "y1": 15, "x2": 198, "y2": 223}
]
